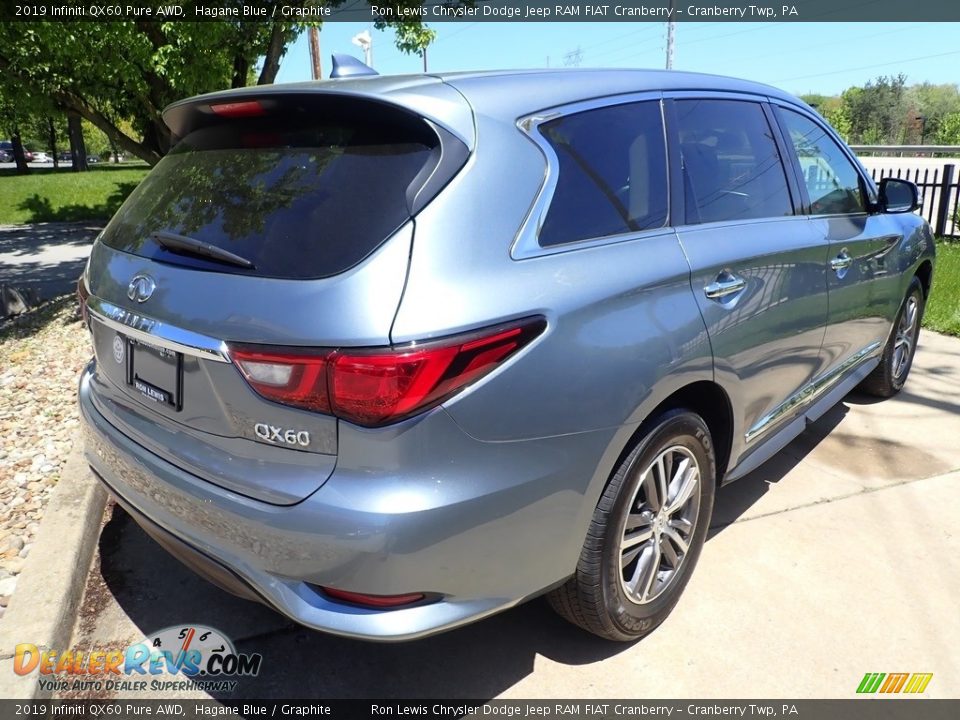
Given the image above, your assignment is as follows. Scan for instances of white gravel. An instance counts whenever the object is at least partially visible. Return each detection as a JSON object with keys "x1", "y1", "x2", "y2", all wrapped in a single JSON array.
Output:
[{"x1": 0, "y1": 296, "x2": 91, "y2": 617}]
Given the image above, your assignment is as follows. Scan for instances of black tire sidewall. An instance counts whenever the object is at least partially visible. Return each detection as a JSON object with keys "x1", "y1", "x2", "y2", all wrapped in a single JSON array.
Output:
[{"x1": 599, "y1": 411, "x2": 716, "y2": 638}]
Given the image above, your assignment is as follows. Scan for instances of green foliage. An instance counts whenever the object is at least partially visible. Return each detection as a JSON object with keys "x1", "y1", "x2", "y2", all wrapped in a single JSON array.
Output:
[
  {"x1": 0, "y1": 5, "x2": 446, "y2": 166},
  {"x1": 935, "y1": 112, "x2": 960, "y2": 145},
  {"x1": 811, "y1": 76, "x2": 960, "y2": 146},
  {"x1": 923, "y1": 240, "x2": 960, "y2": 338}
]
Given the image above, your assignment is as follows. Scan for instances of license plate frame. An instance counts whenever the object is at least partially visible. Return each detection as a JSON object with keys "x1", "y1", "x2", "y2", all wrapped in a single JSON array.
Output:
[{"x1": 124, "y1": 336, "x2": 184, "y2": 411}]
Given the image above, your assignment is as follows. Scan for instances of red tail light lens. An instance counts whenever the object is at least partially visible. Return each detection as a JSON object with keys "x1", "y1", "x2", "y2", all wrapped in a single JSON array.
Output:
[
  {"x1": 320, "y1": 587, "x2": 425, "y2": 608},
  {"x1": 229, "y1": 317, "x2": 545, "y2": 427}
]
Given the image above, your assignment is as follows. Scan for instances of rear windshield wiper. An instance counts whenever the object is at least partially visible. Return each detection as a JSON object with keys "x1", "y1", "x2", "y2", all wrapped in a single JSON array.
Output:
[{"x1": 151, "y1": 231, "x2": 255, "y2": 270}]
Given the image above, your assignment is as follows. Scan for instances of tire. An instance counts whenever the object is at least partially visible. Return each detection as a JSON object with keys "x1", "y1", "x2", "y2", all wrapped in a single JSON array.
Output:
[
  {"x1": 859, "y1": 277, "x2": 925, "y2": 398},
  {"x1": 548, "y1": 409, "x2": 716, "y2": 641}
]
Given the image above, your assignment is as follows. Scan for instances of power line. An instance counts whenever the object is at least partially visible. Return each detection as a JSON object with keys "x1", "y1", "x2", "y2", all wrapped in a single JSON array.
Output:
[{"x1": 774, "y1": 49, "x2": 960, "y2": 84}]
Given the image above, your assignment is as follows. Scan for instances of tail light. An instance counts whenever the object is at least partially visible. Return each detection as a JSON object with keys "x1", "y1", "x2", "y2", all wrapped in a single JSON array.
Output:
[{"x1": 230, "y1": 317, "x2": 546, "y2": 427}]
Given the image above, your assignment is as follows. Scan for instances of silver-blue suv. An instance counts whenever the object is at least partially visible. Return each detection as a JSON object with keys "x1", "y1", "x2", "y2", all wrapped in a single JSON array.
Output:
[{"x1": 78, "y1": 69, "x2": 935, "y2": 642}]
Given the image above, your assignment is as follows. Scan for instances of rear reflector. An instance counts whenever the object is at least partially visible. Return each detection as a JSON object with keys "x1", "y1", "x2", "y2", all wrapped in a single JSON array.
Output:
[
  {"x1": 229, "y1": 317, "x2": 546, "y2": 427},
  {"x1": 320, "y1": 587, "x2": 425, "y2": 608},
  {"x1": 209, "y1": 100, "x2": 267, "y2": 118},
  {"x1": 76, "y1": 273, "x2": 90, "y2": 327}
]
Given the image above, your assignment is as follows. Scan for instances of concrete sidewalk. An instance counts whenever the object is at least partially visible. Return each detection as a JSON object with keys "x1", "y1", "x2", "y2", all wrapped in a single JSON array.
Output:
[
  {"x1": 34, "y1": 331, "x2": 960, "y2": 699},
  {"x1": 0, "y1": 222, "x2": 102, "y2": 302}
]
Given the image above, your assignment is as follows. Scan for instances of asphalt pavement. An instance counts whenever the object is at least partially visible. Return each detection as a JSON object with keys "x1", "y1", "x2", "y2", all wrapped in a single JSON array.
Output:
[
  {"x1": 51, "y1": 330, "x2": 960, "y2": 699},
  {"x1": 0, "y1": 222, "x2": 101, "y2": 303}
]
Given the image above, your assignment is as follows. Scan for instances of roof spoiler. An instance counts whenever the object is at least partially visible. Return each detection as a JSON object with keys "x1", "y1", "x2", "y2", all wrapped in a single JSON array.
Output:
[{"x1": 330, "y1": 54, "x2": 378, "y2": 79}]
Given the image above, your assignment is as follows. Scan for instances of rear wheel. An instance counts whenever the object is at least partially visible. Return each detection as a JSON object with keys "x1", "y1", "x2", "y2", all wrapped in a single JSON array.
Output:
[
  {"x1": 548, "y1": 409, "x2": 715, "y2": 641},
  {"x1": 860, "y1": 277, "x2": 925, "y2": 398}
]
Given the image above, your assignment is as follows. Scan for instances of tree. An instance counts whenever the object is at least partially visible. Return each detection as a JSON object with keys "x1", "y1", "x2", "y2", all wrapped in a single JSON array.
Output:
[
  {"x1": 936, "y1": 112, "x2": 960, "y2": 145},
  {"x1": 840, "y1": 75, "x2": 908, "y2": 144}
]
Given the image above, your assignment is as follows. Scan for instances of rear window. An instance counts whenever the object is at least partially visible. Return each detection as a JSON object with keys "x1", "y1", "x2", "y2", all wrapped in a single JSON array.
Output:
[{"x1": 99, "y1": 106, "x2": 439, "y2": 279}]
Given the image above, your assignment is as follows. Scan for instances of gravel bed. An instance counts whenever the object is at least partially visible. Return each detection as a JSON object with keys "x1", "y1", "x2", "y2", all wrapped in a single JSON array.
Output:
[{"x1": 0, "y1": 296, "x2": 91, "y2": 617}]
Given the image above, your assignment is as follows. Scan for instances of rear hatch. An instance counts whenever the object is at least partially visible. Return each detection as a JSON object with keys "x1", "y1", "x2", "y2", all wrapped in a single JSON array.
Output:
[{"x1": 83, "y1": 90, "x2": 469, "y2": 504}]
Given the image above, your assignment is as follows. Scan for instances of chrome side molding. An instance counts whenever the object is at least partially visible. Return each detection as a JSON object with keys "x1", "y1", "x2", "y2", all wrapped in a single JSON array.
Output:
[{"x1": 745, "y1": 340, "x2": 882, "y2": 442}]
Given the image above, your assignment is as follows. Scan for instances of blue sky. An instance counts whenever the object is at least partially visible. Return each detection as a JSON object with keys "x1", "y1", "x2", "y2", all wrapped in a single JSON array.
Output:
[{"x1": 274, "y1": 22, "x2": 960, "y2": 96}]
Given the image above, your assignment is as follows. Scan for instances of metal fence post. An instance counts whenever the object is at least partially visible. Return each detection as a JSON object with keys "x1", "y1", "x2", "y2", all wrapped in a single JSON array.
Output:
[{"x1": 935, "y1": 164, "x2": 956, "y2": 237}]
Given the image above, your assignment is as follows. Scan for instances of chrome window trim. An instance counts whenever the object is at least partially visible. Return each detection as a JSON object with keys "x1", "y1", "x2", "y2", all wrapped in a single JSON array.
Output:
[
  {"x1": 87, "y1": 296, "x2": 231, "y2": 363},
  {"x1": 511, "y1": 91, "x2": 668, "y2": 260}
]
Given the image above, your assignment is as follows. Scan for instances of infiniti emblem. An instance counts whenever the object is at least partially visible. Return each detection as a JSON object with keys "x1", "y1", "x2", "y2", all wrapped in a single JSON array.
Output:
[{"x1": 127, "y1": 273, "x2": 156, "y2": 303}]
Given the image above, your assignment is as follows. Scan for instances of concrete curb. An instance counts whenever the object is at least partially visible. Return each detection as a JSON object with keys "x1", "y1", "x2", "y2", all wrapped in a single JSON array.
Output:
[{"x1": 0, "y1": 433, "x2": 107, "y2": 699}]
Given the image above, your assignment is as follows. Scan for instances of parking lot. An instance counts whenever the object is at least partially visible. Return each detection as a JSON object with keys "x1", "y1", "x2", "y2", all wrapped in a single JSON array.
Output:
[{"x1": 46, "y1": 330, "x2": 960, "y2": 700}]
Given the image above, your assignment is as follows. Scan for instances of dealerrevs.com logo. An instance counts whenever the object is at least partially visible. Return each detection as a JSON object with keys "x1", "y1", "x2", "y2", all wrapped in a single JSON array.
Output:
[
  {"x1": 856, "y1": 672, "x2": 934, "y2": 694},
  {"x1": 13, "y1": 625, "x2": 261, "y2": 694}
]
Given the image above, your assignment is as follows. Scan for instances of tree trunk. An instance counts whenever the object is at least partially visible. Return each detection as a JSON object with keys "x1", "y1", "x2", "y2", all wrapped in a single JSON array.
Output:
[
  {"x1": 67, "y1": 111, "x2": 88, "y2": 172},
  {"x1": 257, "y1": 21, "x2": 288, "y2": 85},
  {"x1": 108, "y1": 133, "x2": 119, "y2": 163},
  {"x1": 10, "y1": 129, "x2": 29, "y2": 174},
  {"x1": 48, "y1": 116, "x2": 59, "y2": 169}
]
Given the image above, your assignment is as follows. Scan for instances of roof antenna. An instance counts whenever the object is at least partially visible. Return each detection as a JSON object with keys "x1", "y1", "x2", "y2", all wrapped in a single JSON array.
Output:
[{"x1": 330, "y1": 53, "x2": 378, "y2": 79}]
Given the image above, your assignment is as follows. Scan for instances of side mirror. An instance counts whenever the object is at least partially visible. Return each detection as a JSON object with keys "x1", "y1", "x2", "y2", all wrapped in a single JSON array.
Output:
[{"x1": 878, "y1": 178, "x2": 920, "y2": 214}]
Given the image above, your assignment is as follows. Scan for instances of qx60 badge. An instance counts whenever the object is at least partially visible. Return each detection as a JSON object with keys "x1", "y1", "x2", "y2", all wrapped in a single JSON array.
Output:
[
  {"x1": 127, "y1": 273, "x2": 156, "y2": 303},
  {"x1": 254, "y1": 423, "x2": 311, "y2": 448}
]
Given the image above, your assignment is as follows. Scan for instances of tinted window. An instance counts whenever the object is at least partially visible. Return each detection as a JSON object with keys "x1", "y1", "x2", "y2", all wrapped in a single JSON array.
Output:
[
  {"x1": 538, "y1": 101, "x2": 668, "y2": 247},
  {"x1": 779, "y1": 109, "x2": 865, "y2": 215},
  {"x1": 99, "y1": 110, "x2": 438, "y2": 279},
  {"x1": 675, "y1": 99, "x2": 793, "y2": 224}
]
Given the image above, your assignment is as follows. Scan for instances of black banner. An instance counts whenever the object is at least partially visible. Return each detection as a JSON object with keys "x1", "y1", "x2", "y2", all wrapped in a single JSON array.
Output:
[
  {"x1": 5, "y1": 0, "x2": 960, "y2": 23},
  {"x1": 1, "y1": 701, "x2": 959, "y2": 720}
]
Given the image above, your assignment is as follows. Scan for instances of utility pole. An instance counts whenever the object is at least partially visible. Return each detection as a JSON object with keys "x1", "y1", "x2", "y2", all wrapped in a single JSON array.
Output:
[
  {"x1": 666, "y1": 0, "x2": 675, "y2": 69},
  {"x1": 308, "y1": 26, "x2": 322, "y2": 80},
  {"x1": 422, "y1": 47, "x2": 428, "y2": 72}
]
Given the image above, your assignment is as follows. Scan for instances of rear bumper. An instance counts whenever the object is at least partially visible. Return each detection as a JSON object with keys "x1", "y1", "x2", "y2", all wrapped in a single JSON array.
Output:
[{"x1": 79, "y1": 361, "x2": 613, "y2": 640}]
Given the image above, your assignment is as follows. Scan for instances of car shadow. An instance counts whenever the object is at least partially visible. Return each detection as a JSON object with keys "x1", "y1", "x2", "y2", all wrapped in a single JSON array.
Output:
[
  {"x1": 706, "y1": 400, "x2": 849, "y2": 538},
  {"x1": 93, "y1": 398, "x2": 851, "y2": 700}
]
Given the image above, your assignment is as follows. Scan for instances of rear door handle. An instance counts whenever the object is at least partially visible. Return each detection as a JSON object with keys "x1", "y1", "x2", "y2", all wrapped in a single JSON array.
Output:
[
  {"x1": 830, "y1": 249, "x2": 853, "y2": 273},
  {"x1": 704, "y1": 273, "x2": 747, "y2": 299}
]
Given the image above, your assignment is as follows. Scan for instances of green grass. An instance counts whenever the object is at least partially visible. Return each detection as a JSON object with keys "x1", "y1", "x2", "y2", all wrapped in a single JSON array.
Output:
[
  {"x1": 0, "y1": 164, "x2": 148, "y2": 225},
  {"x1": 924, "y1": 240, "x2": 960, "y2": 337}
]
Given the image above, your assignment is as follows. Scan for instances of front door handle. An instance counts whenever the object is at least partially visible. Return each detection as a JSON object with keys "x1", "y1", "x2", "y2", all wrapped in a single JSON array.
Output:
[
  {"x1": 830, "y1": 249, "x2": 853, "y2": 274},
  {"x1": 704, "y1": 273, "x2": 747, "y2": 299}
]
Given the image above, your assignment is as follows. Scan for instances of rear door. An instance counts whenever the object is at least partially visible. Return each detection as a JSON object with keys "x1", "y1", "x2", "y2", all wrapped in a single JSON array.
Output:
[
  {"x1": 774, "y1": 105, "x2": 904, "y2": 370},
  {"x1": 669, "y1": 95, "x2": 830, "y2": 459},
  {"x1": 84, "y1": 93, "x2": 466, "y2": 504}
]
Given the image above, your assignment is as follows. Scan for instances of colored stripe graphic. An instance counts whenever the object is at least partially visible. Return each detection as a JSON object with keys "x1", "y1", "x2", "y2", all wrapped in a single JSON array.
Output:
[
  {"x1": 857, "y1": 672, "x2": 933, "y2": 694},
  {"x1": 857, "y1": 673, "x2": 885, "y2": 693},
  {"x1": 880, "y1": 673, "x2": 909, "y2": 693},
  {"x1": 904, "y1": 673, "x2": 934, "y2": 693}
]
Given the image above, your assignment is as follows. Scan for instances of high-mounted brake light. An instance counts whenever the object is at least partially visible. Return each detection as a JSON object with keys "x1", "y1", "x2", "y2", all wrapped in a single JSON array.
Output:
[
  {"x1": 229, "y1": 317, "x2": 546, "y2": 427},
  {"x1": 209, "y1": 100, "x2": 267, "y2": 118}
]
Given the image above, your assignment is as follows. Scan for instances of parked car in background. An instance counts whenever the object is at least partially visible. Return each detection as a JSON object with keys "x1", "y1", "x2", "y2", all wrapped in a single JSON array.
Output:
[
  {"x1": 0, "y1": 140, "x2": 29, "y2": 162},
  {"x1": 78, "y1": 68, "x2": 935, "y2": 643},
  {"x1": 0, "y1": 149, "x2": 11, "y2": 163},
  {"x1": 58, "y1": 151, "x2": 74, "y2": 162},
  {"x1": 31, "y1": 151, "x2": 52, "y2": 163}
]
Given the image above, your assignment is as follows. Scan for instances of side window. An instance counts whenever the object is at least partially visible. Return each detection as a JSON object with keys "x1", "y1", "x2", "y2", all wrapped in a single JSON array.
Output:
[
  {"x1": 538, "y1": 101, "x2": 668, "y2": 247},
  {"x1": 779, "y1": 108, "x2": 866, "y2": 216},
  {"x1": 674, "y1": 99, "x2": 793, "y2": 225}
]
